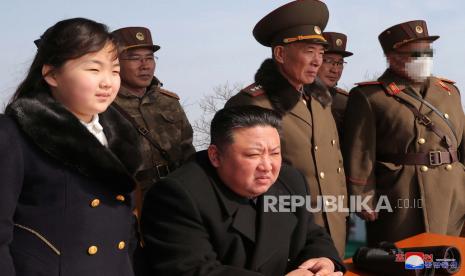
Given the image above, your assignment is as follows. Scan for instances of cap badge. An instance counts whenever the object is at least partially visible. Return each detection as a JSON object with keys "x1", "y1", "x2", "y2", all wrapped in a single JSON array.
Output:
[
  {"x1": 135, "y1": 32, "x2": 145, "y2": 41},
  {"x1": 336, "y1": 38, "x2": 343, "y2": 47},
  {"x1": 415, "y1": 25, "x2": 423, "y2": 34},
  {"x1": 314, "y1": 26, "x2": 322, "y2": 35}
]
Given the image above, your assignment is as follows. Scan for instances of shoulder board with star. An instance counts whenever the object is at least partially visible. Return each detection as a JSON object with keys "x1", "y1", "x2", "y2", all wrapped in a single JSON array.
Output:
[
  {"x1": 355, "y1": 81, "x2": 382, "y2": 86},
  {"x1": 241, "y1": 83, "x2": 265, "y2": 97},
  {"x1": 158, "y1": 88, "x2": 180, "y2": 100},
  {"x1": 437, "y1": 77, "x2": 455, "y2": 84},
  {"x1": 435, "y1": 77, "x2": 459, "y2": 94}
]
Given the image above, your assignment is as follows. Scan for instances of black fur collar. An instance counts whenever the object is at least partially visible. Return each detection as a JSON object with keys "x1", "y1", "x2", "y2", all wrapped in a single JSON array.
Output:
[
  {"x1": 255, "y1": 59, "x2": 332, "y2": 113},
  {"x1": 6, "y1": 92, "x2": 142, "y2": 193}
]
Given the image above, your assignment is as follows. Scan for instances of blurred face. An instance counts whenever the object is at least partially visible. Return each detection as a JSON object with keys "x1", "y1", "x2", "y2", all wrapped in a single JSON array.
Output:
[
  {"x1": 44, "y1": 42, "x2": 120, "y2": 123},
  {"x1": 119, "y1": 47, "x2": 156, "y2": 94},
  {"x1": 387, "y1": 40, "x2": 433, "y2": 82},
  {"x1": 318, "y1": 53, "x2": 345, "y2": 88},
  {"x1": 274, "y1": 42, "x2": 325, "y2": 90},
  {"x1": 208, "y1": 126, "x2": 282, "y2": 198}
]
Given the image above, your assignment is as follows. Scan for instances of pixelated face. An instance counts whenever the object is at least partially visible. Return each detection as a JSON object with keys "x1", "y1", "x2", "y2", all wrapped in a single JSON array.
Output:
[
  {"x1": 387, "y1": 40, "x2": 433, "y2": 81},
  {"x1": 119, "y1": 47, "x2": 156, "y2": 92},
  {"x1": 208, "y1": 126, "x2": 282, "y2": 198},
  {"x1": 274, "y1": 42, "x2": 325, "y2": 89},
  {"x1": 317, "y1": 53, "x2": 345, "y2": 88},
  {"x1": 44, "y1": 42, "x2": 120, "y2": 123}
]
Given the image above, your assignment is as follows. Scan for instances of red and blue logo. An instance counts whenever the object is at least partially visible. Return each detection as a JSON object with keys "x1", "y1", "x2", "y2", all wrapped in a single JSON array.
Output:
[{"x1": 405, "y1": 252, "x2": 425, "y2": 269}]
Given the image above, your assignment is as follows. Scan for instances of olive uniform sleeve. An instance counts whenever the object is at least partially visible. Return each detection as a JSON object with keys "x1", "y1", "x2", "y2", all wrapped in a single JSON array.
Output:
[
  {"x1": 0, "y1": 117, "x2": 24, "y2": 274},
  {"x1": 177, "y1": 103, "x2": 196, "y2": 163},
  {"x1": 141, "y1": 178, "x2": 263, "y2": 276},
  {"x1": 342, "y1": 89, "x2": 377, "y2": 210}
]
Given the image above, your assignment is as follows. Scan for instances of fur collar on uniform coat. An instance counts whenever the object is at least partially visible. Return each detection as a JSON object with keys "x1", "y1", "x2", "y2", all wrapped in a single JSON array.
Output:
[
  {"x1": 6, "y1": 92, "x2": 142, "y2": 193},
  {"x1": 255, "y1": 58, "x2": 332, "y2": 114}
]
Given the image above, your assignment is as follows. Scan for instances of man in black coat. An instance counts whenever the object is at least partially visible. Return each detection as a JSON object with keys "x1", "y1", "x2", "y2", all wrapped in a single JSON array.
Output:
[{"x1": 141, "y1": 106, "x2": 345, "y2": 276}]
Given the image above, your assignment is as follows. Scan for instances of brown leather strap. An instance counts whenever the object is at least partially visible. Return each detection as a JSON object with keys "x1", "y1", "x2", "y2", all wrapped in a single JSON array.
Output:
[
  {"x1": 111, "y1": 103, "x2": 174, "y2": 165},
  {"x1": 378, "y1": 150, "x2": 458, "y2": 166},
  {"x1": 136, "y1": 164, "x2": 172, "y2": 183}
]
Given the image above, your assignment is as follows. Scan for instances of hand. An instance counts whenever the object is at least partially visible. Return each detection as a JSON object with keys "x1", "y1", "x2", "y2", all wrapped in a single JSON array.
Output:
[
  {"x1": 285, "y1": 268, "x2": 314, "y2": 276},
  {"x1": 297, "y1": 257, "x2": 343, "y2": 276},
  {"x1": 356, "y1": 209, "x2": 378, "y2": 221}
]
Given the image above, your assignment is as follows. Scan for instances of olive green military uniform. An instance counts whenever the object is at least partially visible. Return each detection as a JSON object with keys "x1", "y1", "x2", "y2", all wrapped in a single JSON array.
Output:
[
  {"x1": 115, "y1": 78, "x2": 195, "y2": 196},
  {"x1": 330, "y1": 87, "x2": 349, "y2": 137},
  {"x1": 343, "y1": 69, "x2": 465, "y2": 245},
  {"x1": 226, "y1": 59, "x2": 348, "y2": 257}
]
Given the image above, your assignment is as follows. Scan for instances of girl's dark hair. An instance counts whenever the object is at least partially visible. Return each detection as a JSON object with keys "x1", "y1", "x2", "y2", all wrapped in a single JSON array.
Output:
[{"x1": 8, "y1": 17, "x2": 118, "y2": 104}]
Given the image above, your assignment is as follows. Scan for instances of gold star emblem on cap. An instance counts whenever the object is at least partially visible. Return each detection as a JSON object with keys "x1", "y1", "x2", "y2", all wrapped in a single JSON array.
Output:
[
  {"x1": 415, "y1": 25, "x2": 423, "y2": 34},
  {"x1": 135, "y1": 32, "x2": 145, "y2": 41},
  {"x1": 314, "y1": 26, "x2": 322, "y2": 35},
  {"x1": 336, "y1": 38, "x2": 343, "y2": 46}
]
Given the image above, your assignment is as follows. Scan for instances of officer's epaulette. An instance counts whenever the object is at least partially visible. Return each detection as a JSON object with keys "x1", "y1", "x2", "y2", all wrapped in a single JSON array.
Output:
[
  {"x1": 354, "y1": 81, "x2": 382, "y2": 86},
  {"x1": 437, "y1": 77, "x2": 455, "y2": 84},
  {"x1": 158, "y1": 88, "x2": 180, "y2": 100},
  {"x1": 242, "y1": 83, "x2": 265, "y2": 97}
]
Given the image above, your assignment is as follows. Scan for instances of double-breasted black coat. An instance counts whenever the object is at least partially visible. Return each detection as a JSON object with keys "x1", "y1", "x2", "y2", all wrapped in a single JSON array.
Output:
[{"x1": 0, "y1": 92, "x2": 141, "y2": 276}]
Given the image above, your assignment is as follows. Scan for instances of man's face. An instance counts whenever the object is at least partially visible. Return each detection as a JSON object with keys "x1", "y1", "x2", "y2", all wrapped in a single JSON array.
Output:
[
  {"x1": 317, "y1": 53, "x2": 345, "y2": 88},
  {"x1": 387, "y1": 40, "x2": 433, "y2": 81},
  {"x1": 274, "y1": 42, "x2": 325, "y2": 89},
  {"x1": 208, "y1": 126, "x2": 282, "y2": 198},
  {"x1": 119, "y1": 47, "x2": 156, "y2": 91}
]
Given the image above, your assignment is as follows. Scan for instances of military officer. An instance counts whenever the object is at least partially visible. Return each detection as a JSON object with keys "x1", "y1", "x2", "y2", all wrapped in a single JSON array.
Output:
[
  {"x1": 343, "y1": 20, "x2": 465, "y2": 245},
  {"x1": 225, "y1": 0, "x2": 348, "y2": 258},
  {"x1": 317, "y1": 32, "x2": 353, "y2": 137},
  {"x1": 112, "y1": 27, "x2": 195, "y2": 198}
]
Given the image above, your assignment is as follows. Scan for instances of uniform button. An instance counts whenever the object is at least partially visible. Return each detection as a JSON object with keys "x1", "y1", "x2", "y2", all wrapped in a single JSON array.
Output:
[
  {"x1": 445, "y1": 164, "x2": 453, "y2": 171},
  {"x1": 314, "y1": 146, "x2": 318, "y2": 151},
  {"x1": 420, "y1": 166, "x2": 429, "y2": 172},
  {"x1": 444, "y1": 113, "x2": 450, "y2": 119},
  {"x1": 88, "y1": 245, "x2": 98, "y2": 255},
  {"x1": 118, "y1": 241, "x2": 126, "y2": 250},
  {"x1": 331, "y1": 139, "x2": 336, "y2": 146},
  {"x1": 90, "y1": 199, "x2": 100, "y2": 208},
  {"x1": 116, "y1": 195, "x2": 125, "y2": 202},
  {"x1": 319, "y1": 172, "x2": 325, "y2": 179},
  {"x1": 337, "y1": 167, "x2": 342, "y2": 174},
  {"x1": 418, "y1": 138, "x2": 426, "y2": 145}
]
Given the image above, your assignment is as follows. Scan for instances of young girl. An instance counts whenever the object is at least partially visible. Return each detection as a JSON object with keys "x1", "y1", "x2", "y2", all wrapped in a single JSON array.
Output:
[{"x1": 0, "y1": 18, "x2": 141, "y2": 275}]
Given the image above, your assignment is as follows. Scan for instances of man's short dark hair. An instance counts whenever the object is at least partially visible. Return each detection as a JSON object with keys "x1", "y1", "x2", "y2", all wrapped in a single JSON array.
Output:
[{"x1": 210, "y1": 105, "x2": 282, "y2": 149}]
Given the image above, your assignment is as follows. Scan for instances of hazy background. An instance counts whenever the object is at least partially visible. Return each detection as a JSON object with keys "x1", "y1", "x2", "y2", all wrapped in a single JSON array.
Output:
[{"x1": 1, "y1": 0, "x2": 464, "y2": 119}]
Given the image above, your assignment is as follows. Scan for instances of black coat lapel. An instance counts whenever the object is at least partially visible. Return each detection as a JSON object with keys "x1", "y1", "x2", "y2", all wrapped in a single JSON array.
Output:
[
  {"x1": 250, "y1": 179, "x2": 297, "y2": 270},
  {"x1": 6, "y1": 92, "x2": 142, "y2": 193}
]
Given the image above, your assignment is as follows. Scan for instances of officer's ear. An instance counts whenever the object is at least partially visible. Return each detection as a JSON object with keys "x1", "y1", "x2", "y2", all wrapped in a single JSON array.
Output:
[
  {"x1": 42, "y1": 64, "x2": 58, "y2": 87},
  {"x1": 208, "y1": 144, "x2": 221, "y2": 168},
  {"x1": 273, "y1": 45, "x2": 286, "y2": 64}
]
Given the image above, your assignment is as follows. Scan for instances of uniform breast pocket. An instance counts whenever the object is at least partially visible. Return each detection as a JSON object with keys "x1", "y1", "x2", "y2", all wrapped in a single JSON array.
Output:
[{"x1": 160, "y1": 113, "x2": 176, "y2": 124}]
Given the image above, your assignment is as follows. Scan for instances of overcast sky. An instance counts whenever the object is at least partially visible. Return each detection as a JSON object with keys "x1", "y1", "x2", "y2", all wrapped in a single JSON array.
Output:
[{"x1": 1, "y1": 0, "x2": 464, "y2": 121}]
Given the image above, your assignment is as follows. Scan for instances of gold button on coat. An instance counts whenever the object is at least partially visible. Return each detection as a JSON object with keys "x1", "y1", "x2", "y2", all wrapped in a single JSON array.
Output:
[
  {"x1": 88, "y1": 246, "x2": 98, "y2": 255},
  {"x1": 90, "y1": 199, "x2": 100, "y2": 208},
  {"x1": 418, "y1": 138, "x2": 426, "y2": 144},
  {"x1": 445, "y1": 164, "x2": 453, "y2": 171},
  {"x1": 118, "y1": 241, "x2": 126, "y2": 250},
  {"x1": 320, "y1": 172, "x2": 325, "y2": 179},
  {"x1": 444, "y1": 113, "x2": 450, "y2": 119},
  {"x1": 314, "y1": 146, "x2": 318, "y2": 151},
  {"x1": 116, "y1": 195, "x2": 125, "y2": 202},
  {"x1": 331, "y1": 139, "x2": 336, "y2": 146},
  {"x1": 337, "y1": 167, "x2": 342, "y2": 174},
  {"x1": 420, "y1": 166, "x2": 428, "y2": 172}
]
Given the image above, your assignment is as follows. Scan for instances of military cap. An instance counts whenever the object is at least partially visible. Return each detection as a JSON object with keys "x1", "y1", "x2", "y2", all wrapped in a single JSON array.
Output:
[
  {"x1": 323, "y1": 32, "x2": 353, "y2": 57},
  {"x1": 378, "y1": 20, "x2": 439, "y2": 53},
  {"x1": 253, "y1": 0, "x2": 329, "y2": 47},
  {"x1": 112, "y1": 27, "x2": 160, "y2": 52}
]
